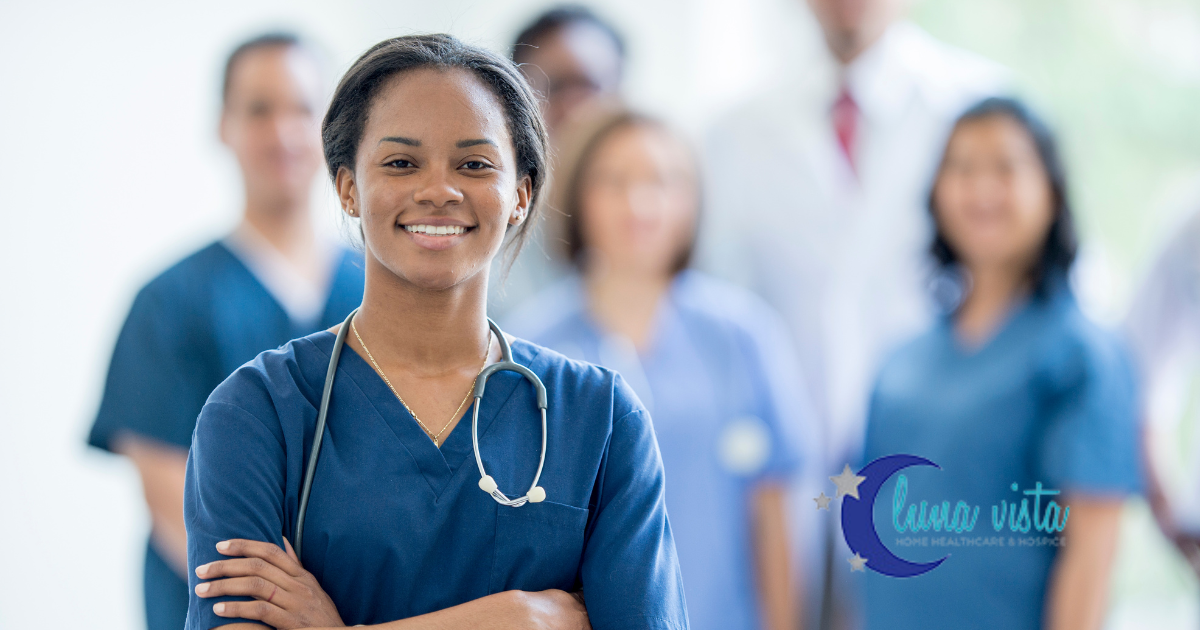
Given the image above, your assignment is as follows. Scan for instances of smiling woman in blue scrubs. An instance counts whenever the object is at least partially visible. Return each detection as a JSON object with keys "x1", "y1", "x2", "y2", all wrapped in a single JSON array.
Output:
[
  {"x1": 183, "y1": 35, "x2": 687, "y2": 630},
  {"x1": 861, "y1": 98, "x2": 1141, "y2": 630},
  {"x1": 506, "y1": 105, "x2": 806, "y2": 630}
]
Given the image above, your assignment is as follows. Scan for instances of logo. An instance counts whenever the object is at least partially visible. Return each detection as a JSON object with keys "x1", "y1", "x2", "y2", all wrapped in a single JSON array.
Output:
[{"x1": 816, "y1": 455, "x2": 1071, "y2": 578}]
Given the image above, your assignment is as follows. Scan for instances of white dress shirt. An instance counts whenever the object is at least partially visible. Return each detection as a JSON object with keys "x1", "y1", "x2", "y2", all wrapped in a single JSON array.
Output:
[{"x1": 700, "y1": 21, "x2": 1008, "y2": 469}]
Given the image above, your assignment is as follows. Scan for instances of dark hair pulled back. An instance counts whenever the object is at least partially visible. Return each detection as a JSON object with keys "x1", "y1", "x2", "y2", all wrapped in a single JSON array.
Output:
[{"x1": 322, "y1": 34, "x2": 550, "y2": 256}]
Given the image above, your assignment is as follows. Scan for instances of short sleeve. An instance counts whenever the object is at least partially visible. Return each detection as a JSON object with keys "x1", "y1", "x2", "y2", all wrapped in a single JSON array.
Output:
[
  {"x1": 89, "y1": 284, "x2": 218, "y2": 451},
  {"x1": 579, "y1": 382, "x2": 689, "y2": 630},
  {"x1": 184, "y1": 398, "x2": 288, "y2": 630},
  {"x1": 1038, "y1": 328, "x2": 1143, "y2": 496}
]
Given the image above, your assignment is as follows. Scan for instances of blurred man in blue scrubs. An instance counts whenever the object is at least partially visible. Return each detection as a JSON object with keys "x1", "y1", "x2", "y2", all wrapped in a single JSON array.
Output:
[
  {"x1": 88, "y1": 33, "x2": 364, "y2": 630},
  {"x1": 700, "y1": 0, "x2": 1008, "y2": 625},
  {"x1": 508, "y1": 104, "x2": 810, "y2": 630}
]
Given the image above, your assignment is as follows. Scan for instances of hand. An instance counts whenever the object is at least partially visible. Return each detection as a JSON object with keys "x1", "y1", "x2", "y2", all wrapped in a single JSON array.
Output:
[
  {"x1": 195, "y1": 538, "x2": 345, "y2": 629},
  {"x1": 515, "y1": 589, "x2": 590, "y2": 630}
]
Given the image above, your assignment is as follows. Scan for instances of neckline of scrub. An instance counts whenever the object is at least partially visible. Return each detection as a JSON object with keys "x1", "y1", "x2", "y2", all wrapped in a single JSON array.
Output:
[
  {"x1": 943, "y1": 294, "x2": 1036, "y2": 360},
  {"x1": 215, "y1": 240, "x2": 352, "y2": 330},
  {"x1": 308, "y1": 329, "x2": 540, "y2": 500},
  {"x1": 572, "y1": 271, "x2": 689, "y2": 363}
]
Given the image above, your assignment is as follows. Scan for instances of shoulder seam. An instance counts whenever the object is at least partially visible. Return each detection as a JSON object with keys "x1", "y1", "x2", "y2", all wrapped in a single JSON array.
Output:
[
  {"x1": 203, "y1": 400, "x2": 284, "y2": 448},
  {"x1": 613, "y1": 407, "x2": 647, "y2": 427}
]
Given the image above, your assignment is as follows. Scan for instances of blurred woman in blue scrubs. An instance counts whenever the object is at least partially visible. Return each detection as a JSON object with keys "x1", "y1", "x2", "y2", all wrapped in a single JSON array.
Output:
[
  {"x1": 183, "y1": 35, "x2": 686, "y2": 630},
  {"x1": 88, "y1": 33, "x2": 364, "y2": 630},
  {"x1": 861, "y1": 98, "x2": 1141, "y2": 630},
  {"x1": 506, "y1": 104, "x2": 806, "y2": 630}
]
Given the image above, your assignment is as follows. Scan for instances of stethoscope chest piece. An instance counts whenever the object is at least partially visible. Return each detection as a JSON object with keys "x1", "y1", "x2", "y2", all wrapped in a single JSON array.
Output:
[
  {"x1": 478, "y1": 475, "x2": 546, "y2": 503},
  {"x1": 471, "y1": 319, "x2": 550, "y2": 507}
]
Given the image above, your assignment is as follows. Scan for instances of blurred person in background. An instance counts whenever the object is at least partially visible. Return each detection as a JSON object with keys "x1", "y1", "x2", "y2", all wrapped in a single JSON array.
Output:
[
  {"x1": 489, "y1": 5, "x2": 627, "y2": 317},
  {"x1": 506, "y1": 103, "x2": 808, "y2": 630},
  {"x1": 87, "y1": 32, "x2": 365, "y2": 630},
  {"x1": 511, "y1": 4, "x2": 624, "y2": 138},
  {"x1": 1124, "y1": 209, "x2": 1200, "y2": 578},
  {"x1": 860, "y1": 97, "x2": 1140, "y2": 630},
  {"x1": 700, "y1": 0, "x2": 1006, "y2": 625}
]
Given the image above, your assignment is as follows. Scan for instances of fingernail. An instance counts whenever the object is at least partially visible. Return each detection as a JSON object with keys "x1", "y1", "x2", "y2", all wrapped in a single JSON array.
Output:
[
  {"x1": 196, "y1": 563, "x2": 209, "y2": 577},
  {"x1": 195, "y1": 582, "x2": 210, "y2": 595},
  {"x1": 216, "y1": 541, "x2": 230, "y2": 552},
  {"x1": 214, "y1": 603, "x2": 226, "y2": 614}
]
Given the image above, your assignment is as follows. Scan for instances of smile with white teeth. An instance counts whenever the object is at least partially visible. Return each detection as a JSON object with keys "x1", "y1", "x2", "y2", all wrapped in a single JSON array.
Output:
[{"x1": 403, "y1": 224, "x2": 469, "y2": 236}]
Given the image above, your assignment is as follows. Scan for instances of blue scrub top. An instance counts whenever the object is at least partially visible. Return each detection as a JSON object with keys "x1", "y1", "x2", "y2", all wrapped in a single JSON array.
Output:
[
  {"x1": 861, "y1": 285, "x2": 1141, "y2": 630},
  {"x1": 506, "y1": 271, "x2": 804, "y2": 630},
  {"x1": 89, "y1": 241, "x2": 365, "y2": 630},
  {"x1": 184, "y1": 332, "x2": 689, "y2": 630}
]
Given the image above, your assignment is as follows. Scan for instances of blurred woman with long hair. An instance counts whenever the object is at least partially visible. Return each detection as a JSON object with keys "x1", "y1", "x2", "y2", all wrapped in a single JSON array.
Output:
[
  {"x1": 860, "y1": 97, "x2": 1141, "y2": 629},
  {"x1": 507, "y1": 103, "x2": 808, "y2": 630}
]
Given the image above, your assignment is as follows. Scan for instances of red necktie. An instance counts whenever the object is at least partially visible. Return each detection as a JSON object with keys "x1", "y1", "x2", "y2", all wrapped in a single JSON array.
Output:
[{"x1": 833, "y1": 85, "x2": 859, "y2": 173}]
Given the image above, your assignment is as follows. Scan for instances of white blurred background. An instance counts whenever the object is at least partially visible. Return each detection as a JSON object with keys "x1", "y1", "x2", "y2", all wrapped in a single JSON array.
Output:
[{"x1": 2, "y1": 0, "x2": 1199, "y2": 627}]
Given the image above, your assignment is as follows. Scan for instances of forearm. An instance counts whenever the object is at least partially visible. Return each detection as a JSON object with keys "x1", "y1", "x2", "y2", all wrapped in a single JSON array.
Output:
[
  {"x1": 304, "y1": 590, "x2": 584, "y2": 630},
  {"x1": 210, "y1": 592, "x2": 522, "y2": 630},
  {"x1": 358, "y1": 592, "x2": 522, "y2": 630},
  {"x1": 115, "y1": 433, "x2": 189, "y2": 576},
  {"x1": 752, "y1": 483, "x2": 801, "y2": 630},
  {"x1": 1045, "y1": 498, "x2": 1123, "y2": 630}
]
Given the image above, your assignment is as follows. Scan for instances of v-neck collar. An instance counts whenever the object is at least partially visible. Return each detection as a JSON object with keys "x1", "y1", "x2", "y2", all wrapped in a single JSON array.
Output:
[
  {"x1": 943, "y1": 295, "x2": 1036, "y2": 360},
  {"x1": 568, "y1": 272, "x2": 686, "y2": 364},
  {"x1": 320, "y1": 331, "x2": 541, "y2": 501},
  {"x1": 216, "y1": 240, "x2": 347, "y2": 331}
]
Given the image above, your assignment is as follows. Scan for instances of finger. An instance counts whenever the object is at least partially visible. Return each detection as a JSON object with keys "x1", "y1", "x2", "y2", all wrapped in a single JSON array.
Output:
[
  {"x1": 213, "y1": 599, "x2": 290, "y2": 628},
  {"x1": 217, "y1": 539, "x2": 305, "y2": 577},
  {"x1": 196, "y1": 556, "x2": 295, "y2": 589},
  {"x1": 283, "y1": 537, "x2": 299, "y2": 563},
  {"x1": 196, "y1": 576, "x2": 291, "y2": 606}
]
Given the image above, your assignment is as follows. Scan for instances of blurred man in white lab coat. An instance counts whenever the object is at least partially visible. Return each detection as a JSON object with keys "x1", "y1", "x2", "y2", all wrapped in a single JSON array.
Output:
[{"x1": 700, "y1": 1, "x2": 1007, "y2": 627}]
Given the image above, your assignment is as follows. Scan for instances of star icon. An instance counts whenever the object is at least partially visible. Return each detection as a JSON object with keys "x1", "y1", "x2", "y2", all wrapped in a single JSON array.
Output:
[
  {"x1": 848, "y1": 552, "x2": 867, "y2": 572},
  {"x1": 814, "y1": 492, "x2": 832, "y2": 510},
  {"x1": 830, "y1": 464, "x2": 866, "y2": 499}
]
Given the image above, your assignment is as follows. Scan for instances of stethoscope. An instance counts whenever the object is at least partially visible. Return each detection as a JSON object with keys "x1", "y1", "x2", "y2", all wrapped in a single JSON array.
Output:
[{"x1": 294, "y1": 308, "x2": 549, "y2": 561}]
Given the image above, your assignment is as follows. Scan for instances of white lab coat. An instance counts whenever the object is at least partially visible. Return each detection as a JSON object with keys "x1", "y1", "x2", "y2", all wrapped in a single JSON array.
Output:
[{"x1": 701, "y1": 21, "x2": 1008, "y2": 469}]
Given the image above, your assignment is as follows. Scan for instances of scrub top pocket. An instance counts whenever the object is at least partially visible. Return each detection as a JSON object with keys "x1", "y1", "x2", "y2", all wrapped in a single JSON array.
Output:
[{"x1": 490, "y1": 500, "x2": 589, "y2": 593}]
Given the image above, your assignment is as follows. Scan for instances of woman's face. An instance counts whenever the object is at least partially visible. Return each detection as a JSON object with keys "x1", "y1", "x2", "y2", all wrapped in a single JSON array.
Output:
[
  {"x1": 933, "y1": 115, "x2": 1056, "y2": 274},
  {"x1": 337, "y1": 68, "x2": 531, "y2": 292},
  {"x1": 578, "y1": 124, "x2": 698, "y2": 277}
]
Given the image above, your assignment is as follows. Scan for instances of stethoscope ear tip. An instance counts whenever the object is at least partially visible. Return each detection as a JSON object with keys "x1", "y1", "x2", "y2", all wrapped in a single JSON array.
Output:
[
  {"x1": 478, "y1": 475, "x2": 499, "y2": 494},
  {"x1": 527, "y1": 486, "x2": 546, "y2": 503}
]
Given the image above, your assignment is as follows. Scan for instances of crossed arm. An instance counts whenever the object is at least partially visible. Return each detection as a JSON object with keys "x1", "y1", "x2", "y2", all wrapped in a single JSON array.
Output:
[{"x1": 195, "y1": 538, "x2": 589, "y2": 630}]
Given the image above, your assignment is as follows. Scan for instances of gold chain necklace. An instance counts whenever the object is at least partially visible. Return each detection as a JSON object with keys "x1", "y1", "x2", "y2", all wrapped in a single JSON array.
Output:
[{"x1": 351, "y1": 319, "x2": 491, "y2": 447}]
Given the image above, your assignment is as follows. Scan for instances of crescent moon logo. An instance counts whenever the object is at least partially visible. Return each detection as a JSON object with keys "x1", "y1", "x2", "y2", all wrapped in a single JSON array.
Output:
[{"x1": 841, "y1": 454, "x2": 948, "y2": 578}]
